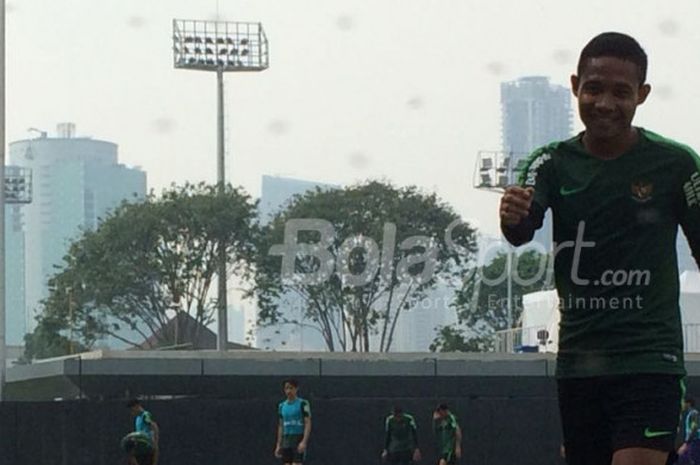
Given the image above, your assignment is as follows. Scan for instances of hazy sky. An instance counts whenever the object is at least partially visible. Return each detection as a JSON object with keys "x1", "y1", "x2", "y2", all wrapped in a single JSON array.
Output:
[{"x1": 7, "y1": 0, "x2": 700, "y2": 237}]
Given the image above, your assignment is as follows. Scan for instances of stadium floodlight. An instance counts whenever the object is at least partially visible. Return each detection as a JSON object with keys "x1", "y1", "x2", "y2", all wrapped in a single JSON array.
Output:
[
  {"x1": 4, "y1": 166, "x2": 32, "y2": 204},
  {"x1": 173, "y1": 19, "x2": 269, "y2": 72},
  {"x1": 473, "y1": 151, "x2": 527, "y2": 192},
  {"x1": 173, "y1": 19, "x2": 269, "y2": 351},
  {"x1": 479, "y1": 173, "x2": 492, "y2": 187},
  {"x1": 472, "y1": 150, "x2": 529, "y2": 344}
]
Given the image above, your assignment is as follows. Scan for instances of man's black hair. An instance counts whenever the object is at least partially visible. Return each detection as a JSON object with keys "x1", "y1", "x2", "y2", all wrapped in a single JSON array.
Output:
[
  {"x1": 126, "y1": 398, "x2": 142, "y2": 408},
  {"x1": 686, "y1": 396, "x2": 696, "y2": 407},
  {"x1": 392, "y1": 405, "x2": 403, "y2": 414},
  {"x1": 577, "y1": 32, "x2": 648, "y2": 85},
  {"x1": 437, "y1": 403, "x2": 449, "y2": 411},
  {"x1": 282, "y1": 378, "x2": 299, "y2": 388}
]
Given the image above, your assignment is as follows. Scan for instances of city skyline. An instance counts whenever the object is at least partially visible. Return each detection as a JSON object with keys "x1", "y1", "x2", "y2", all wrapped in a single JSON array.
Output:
[
  {"x1": 7, "y1": 124, "x2": 147, "y2": 343},
  {"x1": 7, "y1": 0, "x2": 700, "y2": 239}
]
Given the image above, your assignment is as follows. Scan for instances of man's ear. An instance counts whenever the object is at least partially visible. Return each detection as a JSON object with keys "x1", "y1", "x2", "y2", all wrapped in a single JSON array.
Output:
[
  {"x1": 637, "y1": 83, "x2": 651, "y2": 105},
  {"x1": 570, "y1": 74, "x2": 580, "y2": 97}
]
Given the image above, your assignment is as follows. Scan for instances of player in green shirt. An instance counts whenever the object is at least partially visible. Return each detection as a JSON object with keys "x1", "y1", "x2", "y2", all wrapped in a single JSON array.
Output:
[
  {"x1": 678, "y1": 396, "x2": 700, "y2": 464},
  {"x1": 275, "y1": 379, "x2": 312, "y2": 465},
  {"x1": 500, "y1": 32, "x2": 700, "y2": 465},
  {"x1": 382, "y1": 406, "x2": 421, "y2": 465},
  {"x1": 125, "y1": 399, "x2": 159, "y2": 465},
  {"x1": 432, "y1": 404, "x2": 462, "y2": 465}
]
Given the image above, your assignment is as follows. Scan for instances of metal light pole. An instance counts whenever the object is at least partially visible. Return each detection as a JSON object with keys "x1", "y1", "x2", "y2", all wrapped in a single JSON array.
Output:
[
  {"x1": 173, "y1": 19, "x2": 269, "y2": 351},
  {"x1": 0, "y1": 0, "x2": 5, "y2": 401},
  {"x1": 473, "y1": 151, "x2": 528, "y2": 335}
]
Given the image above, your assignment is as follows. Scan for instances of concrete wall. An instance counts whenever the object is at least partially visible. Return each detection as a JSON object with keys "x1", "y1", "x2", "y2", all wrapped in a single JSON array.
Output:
[{"x1": 5, "y1": 352, "x2": 700, "y2": 465}]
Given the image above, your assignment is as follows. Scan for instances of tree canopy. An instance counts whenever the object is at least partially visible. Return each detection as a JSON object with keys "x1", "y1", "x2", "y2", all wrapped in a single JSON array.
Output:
[
  {"x1": 253, "y1": 181, "x2": 477, "y2": 352},
  {"x1": 431, "y1": 248, "x2": 553, "y2": 352},
  {"x1": 22, "y1": 183, "x2": 257, "y2": 361}
]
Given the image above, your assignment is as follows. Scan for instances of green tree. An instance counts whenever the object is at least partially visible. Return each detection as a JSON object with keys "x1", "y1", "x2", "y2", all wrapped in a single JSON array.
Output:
[
  {"x1": 429, "y1": 326, "x2": 492, "y2": 353},
  {"x1": 431, "y1": 249, "x2": 553, "y2": 352},
  {"x1": 253, "y1": 181, "x2": 477, "y2": 352},
  {"x1": 22, "y1": 183, "x2": 257, "y2": 361}
]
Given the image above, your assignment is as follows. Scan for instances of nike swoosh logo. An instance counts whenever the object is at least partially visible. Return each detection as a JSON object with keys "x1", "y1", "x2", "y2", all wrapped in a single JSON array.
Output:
[
  {"x1": 643, "y1": 427, "x2": 673, "y2": 438},
  {"x1": 560, "y1": 185, "x2": 587, "y2": 196}
]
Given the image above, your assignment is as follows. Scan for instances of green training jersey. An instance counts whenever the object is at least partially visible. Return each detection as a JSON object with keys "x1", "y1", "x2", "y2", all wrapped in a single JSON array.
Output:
[
  {"x1": 513, "y1": 128, "x2": 700, "y2": 378},
  {"x1": 278, "y1": 397, "x2": 311, "y2": 448},
  {"x1": 385, "y1": 413, "x2": 418, "y2": 453},
  {"x1": 433, "y1": 413, "x2": 459, "y2": 454}
]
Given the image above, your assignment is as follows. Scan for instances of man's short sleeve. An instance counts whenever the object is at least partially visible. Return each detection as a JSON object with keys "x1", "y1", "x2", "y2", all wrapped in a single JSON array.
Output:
[
  {"x1": 142, "y1": 411, "x2": 153, "y2": 425},
  {"x1": 688, "y1": 410, "x2": 699, "y2": 437},
  {"x1": 301, "y1": 400, "x2": 311, "y2": 418},
  {"x1": 517, "y1": 146, "x2": 555, "y2": 211},
  {"x1": 448, "y1": 413, "x2": 458, "y2": 429},
  {"x1": 679, "y1": 149, "x2": 700, "y2": 268},
  {"x1": 407, "y1": 414, "x2": 417, "y2": 430}
]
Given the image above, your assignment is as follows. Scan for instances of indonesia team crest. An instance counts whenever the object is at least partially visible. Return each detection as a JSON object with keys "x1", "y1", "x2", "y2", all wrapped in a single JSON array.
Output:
[{"x1": 630, "y1": 180, "x2": 653, "y2": 202}]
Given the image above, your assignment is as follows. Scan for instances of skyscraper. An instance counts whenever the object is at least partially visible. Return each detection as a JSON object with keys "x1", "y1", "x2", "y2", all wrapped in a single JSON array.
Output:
[
  {"x1": 8, "y1": 123, "x2": 147, "y2": 342},
  {"x1": 389, "y1": 282, "x2": 457, "y2": 352},
  {"x1": 501, "y1": 76, "x2": 573, "y2": 250}
]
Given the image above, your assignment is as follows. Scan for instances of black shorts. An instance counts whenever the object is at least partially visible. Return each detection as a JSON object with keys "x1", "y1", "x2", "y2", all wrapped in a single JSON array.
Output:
[
  {"x1": 558, "y1": 374, "x2": 682, "y2": 465},
  {"x1": 133, "y1": 452, "x2": 154, "y2": 465},
  {"x1": 280, "y1": 446, "x2": 305, "y2": 464},
  {"x1": 387, "y1": 450, "x2": 413, "y2": 464},
  {"x1": 438, "y1": 451, "x2": 457, "y2": 464}
]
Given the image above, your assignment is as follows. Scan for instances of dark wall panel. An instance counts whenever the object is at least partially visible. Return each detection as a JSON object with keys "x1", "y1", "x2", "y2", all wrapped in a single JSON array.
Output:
[{"x1": 0, "y1": 376, "x2": 692, "y2": 465}]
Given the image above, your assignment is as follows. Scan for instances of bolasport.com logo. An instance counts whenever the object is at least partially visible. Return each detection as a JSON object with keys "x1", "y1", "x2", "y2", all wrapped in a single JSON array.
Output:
[{"x1": 267, "y1": 218, "x2": 652, "y2": 294}]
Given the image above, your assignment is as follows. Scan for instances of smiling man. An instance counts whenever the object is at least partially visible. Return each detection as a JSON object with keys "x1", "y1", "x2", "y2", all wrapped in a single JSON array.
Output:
[{"x1": 499, "y1": 32, "x2": 700, "y2": 465}]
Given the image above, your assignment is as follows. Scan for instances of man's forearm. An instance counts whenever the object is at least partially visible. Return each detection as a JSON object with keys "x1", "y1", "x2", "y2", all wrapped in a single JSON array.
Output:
[
  {"x1": 302, "y1": 419, "x2": 311, "y2": 444},
  {"x1": 152, "y1": 424, "x2": 159, "y2": 448},
  {"x1": 501, "y1": 202, "x2": 545, "y2": 246},
  {"x1": 276, "y1": 423, "x2": 283, "y2": 447}
]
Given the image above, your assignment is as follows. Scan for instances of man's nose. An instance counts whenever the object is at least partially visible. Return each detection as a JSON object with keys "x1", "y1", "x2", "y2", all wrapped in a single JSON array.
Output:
[{"x1": 594, "y1": 93, "x2": 615, "y2": 112}]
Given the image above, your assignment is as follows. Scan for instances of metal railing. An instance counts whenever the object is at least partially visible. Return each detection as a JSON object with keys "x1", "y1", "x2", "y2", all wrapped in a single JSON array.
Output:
[{"x1": 495, "y1": 323, "x2": 700, "y2": 353}]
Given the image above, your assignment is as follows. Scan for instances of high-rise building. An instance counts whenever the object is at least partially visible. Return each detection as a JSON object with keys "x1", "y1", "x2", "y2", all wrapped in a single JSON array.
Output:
[
  {"x1": 8, "y1": 123, "x2": 147, "y2": 344},
  {"x1": 501, "y1": 76, "x2": 573, "y2": 251},
  {"x1": 389, "y1": 283, "x2": 457, "y2": 352},
  {"x1": 259, "y1": 175, "x2": 333, "y2": 224},
  {"x1": 255, "y1": 175, "x2": 337, "y2": 351}
]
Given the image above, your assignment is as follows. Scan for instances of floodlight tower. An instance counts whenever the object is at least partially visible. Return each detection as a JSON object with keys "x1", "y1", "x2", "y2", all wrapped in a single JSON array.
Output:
[
  {"x1": 173, "y1": 19, "x2": 269, "y2": 351},
  {"x1": 0, "y1": 166, "x2": 32, "y2": 400},
  {"x1": 473, "y1": 151, "x2": 528, "y2": 339}
]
